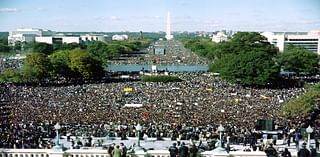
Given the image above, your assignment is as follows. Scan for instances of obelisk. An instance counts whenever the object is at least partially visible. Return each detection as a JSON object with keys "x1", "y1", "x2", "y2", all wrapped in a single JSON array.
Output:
[{"x1": 165, "y1": 11, "x2": 173, "y2": 40}]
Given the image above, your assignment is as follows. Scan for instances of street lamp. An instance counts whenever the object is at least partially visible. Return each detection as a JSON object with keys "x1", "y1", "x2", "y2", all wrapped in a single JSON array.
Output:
[
  {"x1": 306, "y1": 125, "x2": 313, "y2": 149},
  {"x1": 134, "y1": 123, "x2": 144, "y2": 152},
  {"x1": 213, "y1": 124, "x2": 226, "y2": 152},
  {"x1": 51, "y1": 123, "x2": 62, "y2": 151},
  {"x1": 136, "y1": 124, "x2": 142, "y2": 146}
]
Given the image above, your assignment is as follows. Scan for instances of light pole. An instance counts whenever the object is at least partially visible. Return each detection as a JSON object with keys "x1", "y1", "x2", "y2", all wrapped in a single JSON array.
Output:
[
  {"x1": 213, "y1": 124, "x2": 226, "y2": 152},
  {"x1": 306, "y1": 125, "x2": 313, "y2": 149},
  {"x1": 134, "y1": 123, "x2": 144, "y2": 152},
  {"x1": 136, "y1": 124, "x2": 141, "y2": 147},
  {"x1": 51, "y1": 123, "x2": 62, "y2": 151}
]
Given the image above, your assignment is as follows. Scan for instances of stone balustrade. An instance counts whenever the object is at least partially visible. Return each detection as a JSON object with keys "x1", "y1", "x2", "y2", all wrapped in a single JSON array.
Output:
[{"x1": 0, "y1": 148, "x2": 302, "y2": 157}]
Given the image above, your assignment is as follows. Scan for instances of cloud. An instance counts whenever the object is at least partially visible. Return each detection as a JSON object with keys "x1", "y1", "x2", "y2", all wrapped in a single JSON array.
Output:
[
  {"x1": 110, "y1": 16, "x2": 120, "y2": 21},
  {"x1": 0, "y1": 8, "x2": 18, "y2": 13},
  {"x1": 177, "y1": 1, "x2": 187, "y2": 6}
]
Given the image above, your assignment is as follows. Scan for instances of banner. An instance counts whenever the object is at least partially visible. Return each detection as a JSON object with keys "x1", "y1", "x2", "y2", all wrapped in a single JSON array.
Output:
[{"x1": 124, "y1": 87, "x2": 133, "y2": 92}]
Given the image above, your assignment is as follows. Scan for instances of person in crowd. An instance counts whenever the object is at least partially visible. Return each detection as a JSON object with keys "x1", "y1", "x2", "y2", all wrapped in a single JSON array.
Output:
[
  {"x1": 108, "y1": 143, "x2": 115, "y2": 157},
  {"x1": 112, "y1": 145, "x2": 122, "y2": 157},
  {"x1": 179, "y1": 142, "x2": 189, "y2": 157},
  {"x1": 281, "y1": 148, "x2": 292, "y2": 157},
  {"x1": 265, "y1": 143, "x2": 278, "y2": 157},
  {"x1": 168, "y1": 143, "x2": 179, "y2": 157},
  {"x1": 315, "y1": 139, "x2": 319, "y2": 151},
  {"x1": 310, "y1": 146, "x2": 317, "y2": 157},
  {"x1": 120, "y1": 143, "x2": 127, "y2": 157},
  {"x1": 189, "y1": 143, "x2": 199, "y2": 157},
  {"x1": 226, "y1": 143, "x2": 231, "y2": 153},
  {"x1": 297, "y1": 143, "x2": 310, "y2": 157}
]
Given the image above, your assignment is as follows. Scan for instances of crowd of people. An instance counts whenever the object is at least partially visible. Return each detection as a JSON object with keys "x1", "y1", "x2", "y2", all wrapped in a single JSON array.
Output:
[
  {"x1": 0, "y1": 71, "x2": 313, "y2": 149},
  {"x1": 0, "y1": 58, "x2": 23, "y2": 72},
  {"x1": 0, "y1": 41, "x2": 318, "y2": 153},
  {"x1": 109, "y1": 40, "x2": 208, "y2": 65}
]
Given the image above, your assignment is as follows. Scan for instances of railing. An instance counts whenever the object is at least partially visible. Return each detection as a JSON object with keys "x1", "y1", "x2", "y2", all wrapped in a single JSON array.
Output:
[
  {"x1": 0, "y1": 149, "x2": 49, "y2": 157},
  {"x1": 0, "y1": 149, "x2": 302, "y2": 157},
  {"x1": 64, "y1": 149, "x2": 110, "y2": 157},
  {"x1": 143, "y1": 150, "x2": 170, "y2": 157}
]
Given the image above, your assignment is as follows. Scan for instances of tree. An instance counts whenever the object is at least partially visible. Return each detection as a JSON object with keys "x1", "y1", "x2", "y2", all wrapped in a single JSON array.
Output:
[
  {"x1": 49, "y1": 50, "x2": 73, "y2": 78},
  {"x1": 68, "y1": 48, "x2": 104, "y2": 78},
  {"x1": 183, "y1": 39, "x2": 216, "y2": 58},
  {"x1": 22, "y1": 53, "x2": 51, "y2": 81},
  {"x1": 87, "y1": 41, "x2": 107, "y2": 58},
  {"x1": 280, "y1": 83, "x2": 320, "y2": 118},
  {"x1": 0, "y1": 68, "x2": 23, "y2": 83},
  {"x1": 105, "y1": 43, "x2": 131, "y2": 58},
  {"x1": 33, "y1": 42, "x2": 53, "y2": 55},
  {"x1": 209, "y1": 32, "x2": 280, "y2": 86},
  {"x1": 278, "y1": 46, "x2": 319, "y2": 75},
  {"x1": 0, "y1": 43, "x2": 10, "y2": 52}
]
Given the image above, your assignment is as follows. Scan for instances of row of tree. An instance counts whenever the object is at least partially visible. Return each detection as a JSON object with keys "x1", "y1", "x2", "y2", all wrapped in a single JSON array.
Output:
[
  {"x1": 183, "y1": 32, "x2": 319, "y2": 86},
  {"x1": 0, "y1": 39, "x2": 152, "y2": 83}
]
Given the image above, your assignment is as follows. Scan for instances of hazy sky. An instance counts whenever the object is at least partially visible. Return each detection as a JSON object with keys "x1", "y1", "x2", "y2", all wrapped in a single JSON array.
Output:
[{"x1": 0, "y1": 0, "x2": 319, "y2": 32}]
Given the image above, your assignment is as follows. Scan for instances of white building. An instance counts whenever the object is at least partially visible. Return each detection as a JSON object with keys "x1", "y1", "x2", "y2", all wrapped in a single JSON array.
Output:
[
  {"x1": 261, "y1": 30, "x2": 320, "y2": 54},
  {"x1": 112, "y1": 34, "x2": 128, "y2": 41},
  {"x1": 80, "y1": 34, "x2": 105, "y2": 42},
  {"x1": 212, "y1": 31, "x2": 228, "y2": 43},
  {"x1": 36, "y1": 34, "x2": 105, "y2": 44},
  {"x1": 36, "y1": 36, "x2": 80, "y2": 44},
  {"x1": 8, "y1": 28, "x2": 55, "y2": 46}
]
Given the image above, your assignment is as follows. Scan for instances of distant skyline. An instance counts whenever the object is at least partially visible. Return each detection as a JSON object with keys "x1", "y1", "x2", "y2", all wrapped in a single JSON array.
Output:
[{"x1": 0, "y1": 0, "x2": 319, "y2": 32}]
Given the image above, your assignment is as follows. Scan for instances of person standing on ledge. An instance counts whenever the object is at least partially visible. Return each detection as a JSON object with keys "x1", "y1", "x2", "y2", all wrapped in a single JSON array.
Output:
[
  {"x1": 179, "y1": 142, "x2": 189, "y2": 157},
  {"x1": 169, "y1": 143, "x2": 179, "y2": 157},
  {"x1": 297, "y1": 143, "x2": 310, "y2": 157}
]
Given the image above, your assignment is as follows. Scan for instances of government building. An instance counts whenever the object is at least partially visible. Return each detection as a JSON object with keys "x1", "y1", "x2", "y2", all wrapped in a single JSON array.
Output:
[{"x1": 261, "y1": 30, "x2": 320, "y2": 54}]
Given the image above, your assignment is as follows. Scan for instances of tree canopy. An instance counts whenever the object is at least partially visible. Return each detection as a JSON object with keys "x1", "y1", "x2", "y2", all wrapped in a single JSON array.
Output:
[
  {"x1": 209, "y1": 32, "x2": 280, "y2": 86},
  {"x1": 68, "y1": 48, "x2": 105, "y2": 78},
  {"x1": 280, "y1": 83, "x2": 320, "y2": 118},
  {"x1": 22, "y1": 53, "x2": 51, "y2": 81},
  {"x1": 49, "y1": 50, "x2": 72, "y2": 78},
  {"x1": 0, "y1": 39, "x2": 153, "y2": 83},
  {"x1": 278, "y1": 45, "x2": 319, "y2": 75},
  {"x1": 33, "y1": 42, "x2": 54, "y2": 55},
  {"x1": 183, "y1": 39, "x2": 217, "y2": 58}
]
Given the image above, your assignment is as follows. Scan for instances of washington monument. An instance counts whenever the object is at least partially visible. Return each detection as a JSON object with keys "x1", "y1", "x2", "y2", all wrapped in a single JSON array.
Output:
[{"x1": 165, "y1": 12, "x2": 173, "y2": 40}]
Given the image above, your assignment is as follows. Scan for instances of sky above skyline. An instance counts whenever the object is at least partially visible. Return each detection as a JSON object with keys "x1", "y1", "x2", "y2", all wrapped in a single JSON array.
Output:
[{"x1": 0, "y1": 0, "x2": 319, "y2": 32}]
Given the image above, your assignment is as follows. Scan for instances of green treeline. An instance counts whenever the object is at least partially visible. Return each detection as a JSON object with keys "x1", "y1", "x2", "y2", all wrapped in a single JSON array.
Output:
[
  {"x1": 183, "y1": 32, "x2": 319, "y2": 86},
  {"x1": 0, "y1": 39, "x2": 152, "y2": 83},
  {"x1": 280, "y1": 83, "x2": 320, "y2": 118}
]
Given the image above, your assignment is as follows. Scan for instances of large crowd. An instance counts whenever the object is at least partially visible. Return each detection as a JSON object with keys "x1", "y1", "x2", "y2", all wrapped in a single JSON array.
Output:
[
  {"x1": 0, "y1": 41, "x2": 319, "y2": 151},
  {"x1": 0, "y1": 58, "x2": 23, "y2": 72},
  {"x1": 1, "y1": 71, "x2": 314, "y2": 149},
  {"x1": 109, "y1": 40, "x2": 208, "y2": 65}
]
